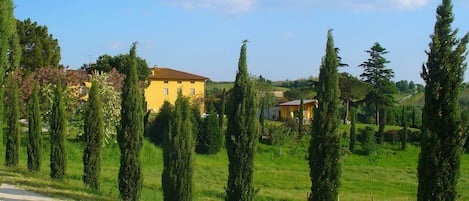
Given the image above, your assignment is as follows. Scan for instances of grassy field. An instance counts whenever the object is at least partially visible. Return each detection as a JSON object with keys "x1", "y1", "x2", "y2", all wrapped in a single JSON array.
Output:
[{"x1": 1, "y1": 125, "x2": 469, "y2": 201}]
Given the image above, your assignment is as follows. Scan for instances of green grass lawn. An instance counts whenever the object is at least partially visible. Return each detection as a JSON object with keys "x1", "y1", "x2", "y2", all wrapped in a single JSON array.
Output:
[{"x1": 1, "y1": 130, "x2": 469, "y2": 201}]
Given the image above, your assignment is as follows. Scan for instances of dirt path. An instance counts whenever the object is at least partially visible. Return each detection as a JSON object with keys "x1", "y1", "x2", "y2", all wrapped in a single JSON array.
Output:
[{"x1": 0, "y1": 183, "x2": 61, "y2": 201}]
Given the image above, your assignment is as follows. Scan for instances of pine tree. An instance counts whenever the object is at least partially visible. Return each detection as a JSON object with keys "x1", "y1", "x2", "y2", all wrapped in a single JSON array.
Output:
[
  {"x1": 83, "y1": 81, "x2": 104, "y2": 190},
  {"x1": 308, "y1": 30, "x2": 341, "y2": 201},
  {"x1": 50, "y1": 77, "x2": 67, "y2": 180},
  {"x1": 0, "y1": 0, "x2": 16, "y2": 158},
  {"x1": 349, "y1": 109, "x2": 357, "y2": 152},
  {"x1": 118, "y1": 43, "x2": 144, "y2": 201},
  {"x1": 196, "y1": 103, "x2": 223, "y2": 154},
  {"x1": 28, "y1": 81, "x2": 42, "y2": 171},
  {"x1": 225, "y1": 40, "x2": 259, "y2": 201},
  {"x1": 418, "y1": 0, "x2": 469, "y2": 200},
  {"x1": 359, "y1": 42, "x2": 395, "y2": 126},
  {"x1": 162, "y1": 94, "x2": 194, "y2": 201},
  {"x1": 5, "y1": 75, "x2": 20, "y2": 166}
]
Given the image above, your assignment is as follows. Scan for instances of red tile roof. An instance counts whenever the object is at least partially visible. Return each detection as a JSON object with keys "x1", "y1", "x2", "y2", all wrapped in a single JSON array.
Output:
[{"x1": 149, "y1": 67, "x2": 208, "y2": 80}]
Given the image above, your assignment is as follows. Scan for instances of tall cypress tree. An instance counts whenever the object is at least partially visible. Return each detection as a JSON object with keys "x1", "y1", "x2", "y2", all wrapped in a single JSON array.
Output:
[
  {"x1": 225, "y1": 40, "x2": 259, "y2": 201},
  {"x1": 298, "y1": 99, "x2": 304, "y2": 136},
  {"x1": 50, "y1": 77, "x2": 67, "y2": 180},
  {"x1": 5, "y1": 75, "x2": 20, "y2": 166},
  {"x1": 83, "y1": 81, "x2": 104, "y2": 190},
  {"x1": 308, "y1": 30, "x2": 341, "y2": 201},
  {"x1": 401, "y1": 106, "x2": 407, "y2": 150},
  {"x1": 219, "y1": 88, "x2": 226, "y2": 128},
  {"x1": 118, "y1": 43, "x2": 144, "y2": 201},
  {"x1": 418, "y1": 0, "x2": 469, "y2": 200},
  {"x1": 0, "y1": 0, "x2": 16, "y2": 157},
  {"x1": 349, "y1": 108, "x2": 357, "y2": 152},
  {"x1": 162, "y1": 94, "x2": 194, "y2": 201},
  {"x1": 28, "y1": 81, "x2": 42, "y2": 172},
  {"x1": 196, "y1": 103, "x2": 222, "y2": 154}
]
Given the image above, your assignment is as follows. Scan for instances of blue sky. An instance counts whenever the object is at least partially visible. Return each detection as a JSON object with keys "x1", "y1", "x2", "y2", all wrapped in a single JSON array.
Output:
[{"x1": 13, "y1": 0, "x2": 469, "y2": 83}]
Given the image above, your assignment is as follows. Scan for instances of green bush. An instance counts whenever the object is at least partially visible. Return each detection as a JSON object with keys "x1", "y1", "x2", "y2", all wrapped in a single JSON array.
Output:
[{"x1": 359, "y1": 126, "x2": 377, "y2": 155}]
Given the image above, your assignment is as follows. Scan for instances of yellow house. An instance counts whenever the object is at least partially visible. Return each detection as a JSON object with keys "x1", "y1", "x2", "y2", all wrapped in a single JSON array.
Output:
[
  {"x1": 144, "y1": 67, "x2": 208, "y2": 113},
  {"x1": 279, "y1": 99, "x2": 318, "y2": 123}
]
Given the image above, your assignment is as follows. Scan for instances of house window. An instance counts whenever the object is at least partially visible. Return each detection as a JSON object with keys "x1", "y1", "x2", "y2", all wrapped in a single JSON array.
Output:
[
  {"x1": 190, "y1": 88, "x2": 195, "y2": 95},
  {"x1": 164, "y1": 80, "x2": 169, "y2": 84},
  {"x1": 190, "y1": 80, "x2": 195, "y2": 84},
  {"x1": 177, "y1": 80, "x2": 182, "y2": 84},
  {"x1": 177, "y1": 88, "x2": 182, "y2": 94},
  {"x1": 163, "y1": 88, "x2": 169, "y2": 95}
]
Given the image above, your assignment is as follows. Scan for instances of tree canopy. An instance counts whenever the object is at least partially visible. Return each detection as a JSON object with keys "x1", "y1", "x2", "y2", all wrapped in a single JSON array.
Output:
[{"x1": 16, "y1": 18, "x2": 60, "y2": 72}]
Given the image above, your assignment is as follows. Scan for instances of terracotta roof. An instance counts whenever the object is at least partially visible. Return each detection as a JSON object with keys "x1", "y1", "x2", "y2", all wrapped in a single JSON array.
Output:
[
  {"x1": 279, "y1": 99, "x2": 318, "y2": 106},
  {"x1": 149, "y1": 67, "x2": 208, "y2": 80}
]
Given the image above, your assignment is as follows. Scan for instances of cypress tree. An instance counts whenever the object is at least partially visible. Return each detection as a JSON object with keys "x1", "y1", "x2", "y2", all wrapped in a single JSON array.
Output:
[
  {"x1": 225, "y1": 40, "x2": 259, "y2": 201},
  {"x1": 196, "y1": 103, "x2": 222, "y2": 154},
  {"x1": 401, "y1": 106, "x2": 407, "y2": 150},
  {"x1": 83, "y1": 81, "x2": 104, "y2": 190},
  {"x1": 50, "y1": 77, "x2": 67, "y2": 180},
  {"x1": 219, "y1": 88, "x2": 226, "y2": 128},
  {"x1": 5, "y1": 75, "x2": 20, "y2": 166},
  {"x1": 162, "y1": 94, "x2": 194, "y2": 201},
  {"x1": 349, "y1": 109, "x2": 357, "y2": 152},
  {"x1": 118, "y1": 43, "x2": 144, "y2": 201},
  {"x1": 148, "y1": 101, "x2": 172, "y2": 145},
  {"x1": 28, "y1": 81, "x2": 42, "y2": 171},
  {"x1": 0, "y1": 0, "x2": 16, "y2": 158},
  {"x1": 308, "y1": 30, "x2": 341, "y2": 201},
  {"x1": 298, "y1": 99, "x2": 304, "y2": 136},
  {"x1": 191, "y1": 103, "x2": 202, "y2": 139},
  {"x1": 418, "y1": 0, "x2": 469, "y2": 200}
]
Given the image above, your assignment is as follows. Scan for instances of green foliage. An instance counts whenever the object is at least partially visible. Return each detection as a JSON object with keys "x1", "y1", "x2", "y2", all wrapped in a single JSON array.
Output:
[
  {"x1": 88, "y1": 71, "x2": 122, "y2": 144},
  {"x1": 83, "y1": 81, "x2": 104, "y2": 190},
  {"x1": 162, "y1": 94, "x2": 194, "y2": 201},
  {"x1": 339, "y1": 72, "x2": 370, "y2": 123},
  {"x1": 308, "y1": 30, "x2": 341, "y2": 201},
  {"x1": 28, "y1": 82, "x2": 41, "y2": 171},
  {"x1": 349, "y1": 109, "x2": 357, "y2": 152},
  {"x1": 146, "y1": 101, "x2": 172, "y2": 145},
  {"x1": 401, "y1": 107, "x2": 408, "y2": 150},
  {"x1": 360, "y1": 42, "x2": 395, "y2": 125},
  {"x1": 50, "y1": 77, "x2": 67, "y2": 180},
  {"x1": 418, "y1": 0, "x2": 469, "y2": 200},
  {"x1": 191, "y1": 103, "x2": 202, "y2": 140},
  {"x1": 377, "y1": 110, "x2": 386, "y2": 144},
  {"x1": 298, "y1": 99, "x2": 304, "y2": 136},
  {"x1": 0, "y1": 0, "x2": 16, "y2": 158},
  {"x1": 359, "y1": 126, "x2": 377, "y2": 155},
  {"x1": 5, "y1": 75, "x2": 20, "y2": 166},
  {"x1": 117, "y1": 43, "x2": 144, "y2": 201},
  {"x1": 16, "y1": 18, "x2": 61, "y2": 72},
  {"x1": 196, "y1": 104, "x2": 223, "y2": 154},
  {"x1": 219, "y1": 88, "x2": 226, "y2": 128},
  {"x1": 225, "y1": 40, "x2": 259, "y2": 201},
  {"x1": 82, "y1": 53, "x2": 151, "y2": 87}
]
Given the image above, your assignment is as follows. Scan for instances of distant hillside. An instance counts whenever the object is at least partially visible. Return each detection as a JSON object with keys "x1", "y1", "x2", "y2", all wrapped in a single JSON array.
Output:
[{"x1": 399, "y1": 87, "x2": 469, "y2": 109}]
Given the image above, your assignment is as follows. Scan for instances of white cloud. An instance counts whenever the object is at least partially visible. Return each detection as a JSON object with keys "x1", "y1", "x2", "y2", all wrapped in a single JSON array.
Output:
[
  {"x1": 160, "y1": 0, "x2": 430, "y2": 14},
  {"x1": 161, "y1": 0, "x2": 256, "y2": 14}
]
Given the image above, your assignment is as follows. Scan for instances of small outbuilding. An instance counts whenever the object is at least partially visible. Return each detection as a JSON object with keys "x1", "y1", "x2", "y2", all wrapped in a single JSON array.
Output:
[{"x1": 279, "y1": 99, "x2": 318, "y2": 123}]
